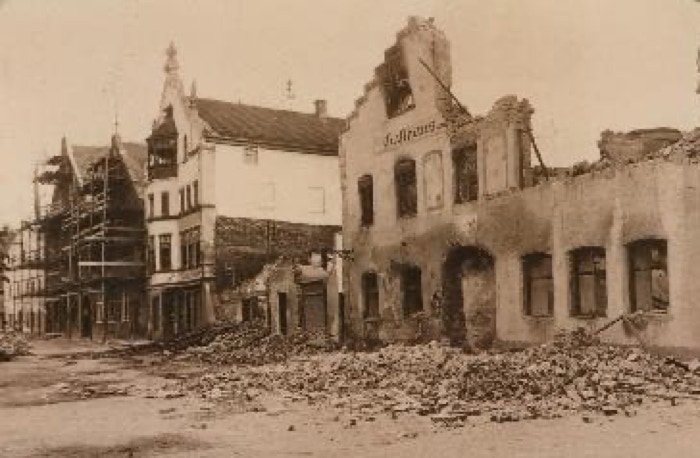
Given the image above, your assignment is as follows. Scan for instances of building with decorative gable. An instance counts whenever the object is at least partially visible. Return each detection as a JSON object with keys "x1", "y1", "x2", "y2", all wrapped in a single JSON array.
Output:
[
  {"x1": 145, "y1": 44, "x2": 343, "y2": 339},
  {"x1": 340, "y1": 17, "x2": 700, "y2": 353}
]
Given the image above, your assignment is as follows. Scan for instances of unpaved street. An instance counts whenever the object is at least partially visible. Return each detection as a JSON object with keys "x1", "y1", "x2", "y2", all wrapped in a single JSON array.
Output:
[{"x1": 2, "y1": 339, "x2": 700, "y2": 457}]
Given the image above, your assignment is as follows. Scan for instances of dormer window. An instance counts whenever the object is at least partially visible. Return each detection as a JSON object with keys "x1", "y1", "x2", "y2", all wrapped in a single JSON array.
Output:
[{"x1": 244, "y1": 145, "x2": 259, "y2": 164}]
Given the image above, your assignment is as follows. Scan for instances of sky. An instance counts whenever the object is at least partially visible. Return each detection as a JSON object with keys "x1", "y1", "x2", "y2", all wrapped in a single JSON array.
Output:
[{"x1": 0, "y1": 0, "x2": 698, "y2": 225}]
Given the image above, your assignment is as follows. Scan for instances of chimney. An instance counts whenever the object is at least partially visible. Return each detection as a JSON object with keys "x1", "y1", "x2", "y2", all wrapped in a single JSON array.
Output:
[{"x1": 314, "y1": 99, "x2": 328, "y2": 119}]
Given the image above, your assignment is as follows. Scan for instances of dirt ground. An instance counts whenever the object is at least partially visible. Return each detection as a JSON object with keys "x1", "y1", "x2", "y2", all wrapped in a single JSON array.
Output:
[{"x1": 2, "y1": 339, "x2": 700, "y2": 457}]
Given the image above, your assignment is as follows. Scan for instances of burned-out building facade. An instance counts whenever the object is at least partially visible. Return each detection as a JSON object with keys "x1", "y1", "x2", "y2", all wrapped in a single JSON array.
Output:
[{"x1": 341, "y1": 17, "x2": 700, "y2": 352}]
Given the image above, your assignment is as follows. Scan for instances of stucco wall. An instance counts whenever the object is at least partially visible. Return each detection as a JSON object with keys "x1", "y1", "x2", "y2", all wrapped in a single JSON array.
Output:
[
  {"x1": 344, "y1": 158, "x2": 700, "y2": 351},
  {"x1": 213, "y1": 143, "x2": 341, "y2": 226}
]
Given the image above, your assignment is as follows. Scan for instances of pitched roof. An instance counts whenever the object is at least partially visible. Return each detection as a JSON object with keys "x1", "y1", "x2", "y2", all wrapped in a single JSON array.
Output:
[
  {"x1": 70, "y1": 142, "x2": 147, "y2": 192},
  {"x1": 196, "y1": 98, "x2": 344, "y2": 155}
]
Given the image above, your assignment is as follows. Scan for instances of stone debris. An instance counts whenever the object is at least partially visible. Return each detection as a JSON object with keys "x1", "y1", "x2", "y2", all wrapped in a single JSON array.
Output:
[
  {"x1": 48, "y1": 380, "x2": 128, "y2": 402},
  {"x1": 93, "y1": 320, "x2": 338, "y2": 366},
  {"x1": 0, "y1": 331, "x2": 31, "y2": 361},
  {"x1": 180, "y1": 328, "x2": 700, "y2": 425},
  {"x1": 182, "y1": 322, "x2": 338, "y2": 366},
  {"x1": 532, "y1": 128, "x2": 700, "y2": 182}
]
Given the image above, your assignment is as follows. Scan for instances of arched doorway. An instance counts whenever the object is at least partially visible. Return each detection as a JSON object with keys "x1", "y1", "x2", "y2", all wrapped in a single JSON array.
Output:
[{"x1": 442, "y1": 246, "x2": 496, "y2": 349}]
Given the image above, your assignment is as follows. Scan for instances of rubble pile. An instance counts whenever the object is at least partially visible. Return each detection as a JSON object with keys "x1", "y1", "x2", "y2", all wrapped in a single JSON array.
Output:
[
  {"x1": 184, "y1": 328, "x2": 700, "y2": 424},
  {"x1": 534, "y1": 128, "x2": 700, "y2": 182},
  {"x1": 0, "y1": 331, "x2": 31, "y2": 361},
  {"x1": 184, "y1": 320, "x2": 339, "y2": 366}
]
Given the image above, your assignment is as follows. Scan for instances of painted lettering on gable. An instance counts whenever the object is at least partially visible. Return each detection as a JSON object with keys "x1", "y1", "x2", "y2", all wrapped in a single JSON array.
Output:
[{"x1": 378, "y1": 119, "x2": 447, "y2": 151}]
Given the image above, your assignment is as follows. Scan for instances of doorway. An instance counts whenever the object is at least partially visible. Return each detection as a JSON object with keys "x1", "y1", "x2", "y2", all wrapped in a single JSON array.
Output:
[
  {"x1": 443, "y1": 246, "x2": 496, "y2": 348},
  {"x1": 278, "y1": 292, "x2": 288, "y2": 335}
]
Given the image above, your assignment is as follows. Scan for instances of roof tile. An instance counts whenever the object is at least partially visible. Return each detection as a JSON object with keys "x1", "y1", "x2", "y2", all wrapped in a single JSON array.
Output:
[{"x1": 196, "y1": 98, "x2": 344, "y2": 155}]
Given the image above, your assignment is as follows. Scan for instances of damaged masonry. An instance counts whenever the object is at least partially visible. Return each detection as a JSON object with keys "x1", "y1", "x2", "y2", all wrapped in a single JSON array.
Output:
[
  {"x1": 4, "y1": 9, "x2": 700, "y2": 458},
  {"x1": 3, "y1": 16, "x2": 700, "y2": 353},
  {"x1": 340, "y1": 16, "x2": 700, "y2": 353}
]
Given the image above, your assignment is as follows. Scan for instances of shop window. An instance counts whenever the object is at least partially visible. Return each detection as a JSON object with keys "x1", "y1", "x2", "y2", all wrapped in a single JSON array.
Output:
[
  {"x1": 96, "y1": 301, "x2": 104, "y2": 323},
  {"x1": 159, "y1": 234, "x2": 172, "y2": 271},
  {"x1": 629, "y1": 239, "x2": 669, "y2": 313},
  {"x1": 453, "y1": 145, "x2": 479, "y2": 203},
  {"x1": 147, "y1": 193, "x2": 154, "y2": 219},
  {"x1": 362, "y1": 272, "x2": 380, "y2": 319},
  {"x1": 358, "y1": 175, "x2": 374, "y2": 227},
  {"x1": 152, "y1": 296, "x2": 160, "y2": 331},
  {"x1": 523, "y1": 253, "x2": 554, "y2": 317},
  {"x1": 570, "y1": 247, "x2": 607, "y2": 317},
  {"x1": 378, "y1": 44, "x2": 414, "y2": 118},
  {"x1": 161, "y1": 192, "x2": 170, "y2": 217},
  {"x1": 401, "y1": 265, "x2": 423, "y2": 316},
  {"x1": 395, "y1": 159, "x2": 417, "y2": 218}
]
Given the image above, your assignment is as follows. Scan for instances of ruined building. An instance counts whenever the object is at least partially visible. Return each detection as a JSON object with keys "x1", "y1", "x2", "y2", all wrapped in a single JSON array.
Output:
[
  {"x1": 24, "y1": 136, "x2": 148, "y2": 340},
  {"x1": 145, "y1": 44, "x2": 343, "y2": 339},
  {"x1": 340, "y1": 17, "x2": 700, "y2": 352}
]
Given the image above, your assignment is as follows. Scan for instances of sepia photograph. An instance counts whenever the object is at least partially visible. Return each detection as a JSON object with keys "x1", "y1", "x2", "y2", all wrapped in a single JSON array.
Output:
[{"x1": 1, "y1": 1, "x2": 700, "y2": 456}]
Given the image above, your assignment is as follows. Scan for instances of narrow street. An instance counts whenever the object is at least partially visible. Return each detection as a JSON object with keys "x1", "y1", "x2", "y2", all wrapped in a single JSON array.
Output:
[{"x1": 2, "y1": 338, "x2": 700, "y2": 458}]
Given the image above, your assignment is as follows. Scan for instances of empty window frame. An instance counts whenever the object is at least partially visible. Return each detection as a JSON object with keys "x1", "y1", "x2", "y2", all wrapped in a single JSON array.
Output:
[
  {"x1": 523, "y1": 253, "x2": 554, "y2": 317},
  {"x1": 362, "y1": 272, "x2": 380, "y2": 319},
  {"x1": 158, "y1": 234, "x2": 172, "y2": 271},
  {"x1": 401, "y1": 265, "x2": 423, "y2": 317},
  {"x1": 161, "y1": 192, "x2": 170, "y2": 217},
  {"x1": 570, "y1": 247, "x2": 607, "y2": 317},
  {"x1": 379, "y1": 44, "x2": 415, "y2": 118},
  {"x1": 358, "y1": 175, "x2": 374, "y2": 227},
  {"x1": 395, "y1": 159, "x2": 417, "y2": 218},
  {"x1": 453, "y1": 145, "x2": 479, "y2": 203},
  {"x1": 629, "y1": 239, "x2": 669, "y2": 313}
]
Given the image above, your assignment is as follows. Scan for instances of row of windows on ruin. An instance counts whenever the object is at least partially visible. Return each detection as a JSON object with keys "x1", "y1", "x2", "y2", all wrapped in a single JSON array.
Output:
[
  {"x1": 358, "y1": 146, "x2": 478, "y2": 226},
  {"x1": 147, "y1": 179, "x2": 200, "y2": 220},
  {"x1": 360, "y1": 239, "x2": 669, "y2": 319},
  {"x1": 147, "y1": 226, "x2": 202, "y2": 274}
]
